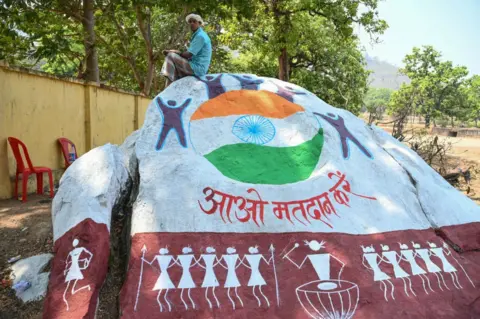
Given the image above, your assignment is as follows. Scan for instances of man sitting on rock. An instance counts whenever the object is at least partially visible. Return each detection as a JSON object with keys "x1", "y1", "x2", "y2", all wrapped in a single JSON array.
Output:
[{"x1": 161, "y1": 14, "x2": 212, "y2": 88}]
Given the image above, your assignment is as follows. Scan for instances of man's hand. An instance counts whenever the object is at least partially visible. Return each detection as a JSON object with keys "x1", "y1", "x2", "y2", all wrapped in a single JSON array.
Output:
[{"x1": 163, "y1": 49, "x2": 180, "y2": 56}]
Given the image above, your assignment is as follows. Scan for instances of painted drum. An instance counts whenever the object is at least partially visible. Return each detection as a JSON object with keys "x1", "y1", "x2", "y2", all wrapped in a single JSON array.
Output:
[{"x1": 296, "y1": 280, "x2": 359, "y2": 319}]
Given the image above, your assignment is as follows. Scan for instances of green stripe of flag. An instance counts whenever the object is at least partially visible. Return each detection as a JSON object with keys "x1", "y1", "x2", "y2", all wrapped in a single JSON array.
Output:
[{"x1": 204, "y1": 129, "x2": 324, "y2": 185}]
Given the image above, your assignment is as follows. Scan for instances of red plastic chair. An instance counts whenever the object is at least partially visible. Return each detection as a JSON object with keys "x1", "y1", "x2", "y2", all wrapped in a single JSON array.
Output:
[
  {"x1": 7, "y1": 137, "x2": 54, "y2": 202},
  {"x1": 57, "y1": 138, "x2": 78, "y2": 169}
]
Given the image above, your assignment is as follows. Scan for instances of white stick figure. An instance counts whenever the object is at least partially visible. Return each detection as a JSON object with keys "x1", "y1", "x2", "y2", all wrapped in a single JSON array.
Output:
[
  {"x1": 240, "y1": 246, "x2": 273, "y2": 307},
  {"x1": 361, "y1": 244, "x2": 394, "y2": 301},
  {"x1": 63, "y1": 238, "x2": 93, "y2": 311},
  {"x1": 282, "y1": 240, "x2": 345, "y2": 281},
  {"x1": 381, "y1": 244, "x2": 417, "y2": 298},
  {"x1": 219, "y1": 247, "x2": 244, "y2": 309},
  {"x1": 177, "y1": 246, "x2": 200, "y2": 310},
  {"x1": 197, "y1": 247, "x2": 222, "y2": 309},
  {"x1": 142, "y1": 247, "x2": 177, "y2": 312},
  {"x1": 398, "y1": 243, "x2": 434, "y2": 295},
  {"x1": 428, "y1": 242, "x2": 462, "y2": 289},
  {"x1": 412, "y1": 241, "x2": 449, "y2": 291},
  {"x1": 441, "y1": 242, "x2": 475, "y2": 288}
]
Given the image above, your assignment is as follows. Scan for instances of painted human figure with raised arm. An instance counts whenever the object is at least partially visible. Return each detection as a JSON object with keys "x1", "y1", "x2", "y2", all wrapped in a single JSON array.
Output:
[
  {"x1": 361, "y1": 244, "x2": 395, "y2": 301},
  {"x1": 314, "y1": 112, "x2": 373, "y2": 160},
  {"x1": 155, "y1": 97, "x2": 192, "y2": 150},
  {"x1": 142, "y1": 247, "x2": 178, "y2": 312},
  {"x1": 196, "y1": 74, "x2": 225, "y2": 99},
  {"x1": 63, "y1": 238, "x2": 93, "y2": 311},
  {"x1": 240, "y1": 246, "x2": 273, "y2": 307},
  {"x1": 282, "y1": 240, "x2": 345, "y2": 281},
  {"x1": 230, "y1": 74, "x2": 264, "y2": 90},
  {"x1": 270, "y1": 81, "x2": 307, "y2": 102}
]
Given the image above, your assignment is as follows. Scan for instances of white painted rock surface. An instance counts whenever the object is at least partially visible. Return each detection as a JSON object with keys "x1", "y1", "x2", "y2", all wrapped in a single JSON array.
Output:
[
  {"x1": 43, "y1": 144, "x2": 131, "y2": 318},
  {"x1": 11, "y1": 254, "x2": 53, "y2": 302},
  {"x1": 51, "y1": 143, "x2": 130, "y2": 241},
  {"x1": 119, "y1": 74, "x2": 480, "y2": 319},
  {"x1": 43, "y1": 73, "x2": 480, "y2": 319}
]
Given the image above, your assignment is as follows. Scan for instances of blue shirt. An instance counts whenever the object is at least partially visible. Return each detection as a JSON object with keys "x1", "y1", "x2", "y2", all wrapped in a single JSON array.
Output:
[{"x1": 187, "y1": 28, "x2": 212, "y2": 76}]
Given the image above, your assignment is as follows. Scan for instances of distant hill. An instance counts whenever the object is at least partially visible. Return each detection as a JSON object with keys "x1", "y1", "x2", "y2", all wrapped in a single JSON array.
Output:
[{"x1": 365, "y1": 55, "x2": 410, "y2": 90}]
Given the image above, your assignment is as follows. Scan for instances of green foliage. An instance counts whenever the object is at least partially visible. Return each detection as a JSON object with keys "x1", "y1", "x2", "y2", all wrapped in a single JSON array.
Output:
[
  {"x1": 388, "y1": 84, "x2": 417, "y2": 115},
  {"x1": 364, "y1": 87, "x2": 393, "y2": 123},
  {"x1": 394, "y1": 46, "x2": 470, "y2": 128},
  {"x1": 465, "y1": 75, "x2": 480, "y2": 127},
  {"x1": 0, "y1": 0, "x2": 387, "y2": 105},
  {"x1": 365, "y1": 88, "x2": 393, "y2": 108},
  {"x1": 290, "y1": 19, "x2": 372, "y2": 114},
  {"x1": 2, "y1": 0, "x2": 478, "y2": 129},
  {"x1": 0, "y1": 1, "x2": 83, "y2": 68},
  {"x1": 221, "y1": 8, "x2": 380, "y2": 113}
]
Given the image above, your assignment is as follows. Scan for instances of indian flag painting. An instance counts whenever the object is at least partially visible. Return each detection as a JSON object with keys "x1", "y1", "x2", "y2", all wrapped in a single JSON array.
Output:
[{"x1": 189, "y1": 90, "x2": 324, "y2": 185}]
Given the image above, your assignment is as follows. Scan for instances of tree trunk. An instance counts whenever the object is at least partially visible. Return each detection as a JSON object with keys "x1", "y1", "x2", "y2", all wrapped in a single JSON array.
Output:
[
  {"x1": 82, "y1": 0, "x2": 99, "y2": 83},
  {"x1": 135, "y1": 5, "x2": 156, "y2": 96},
  {"x1": 144, "y1": 62, "x2": 155, "y2": 96},
  {"x1": 278, "y1": 47, "x2": 289, "y2": 82},
  {"x1": 425, "y1": 113, "x2": 431, "y2": 128},
  {"x1": 451, "y1": 116, "x2": 454, "y2": 127},
  {"x1": 368, "y1": 112, "x2": 374, "y2": 125}
]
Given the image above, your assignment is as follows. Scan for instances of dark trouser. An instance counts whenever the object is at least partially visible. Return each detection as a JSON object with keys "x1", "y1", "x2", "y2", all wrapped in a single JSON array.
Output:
[{"x1": 160, "y1": 53, "x2": 194, "y2": 87}]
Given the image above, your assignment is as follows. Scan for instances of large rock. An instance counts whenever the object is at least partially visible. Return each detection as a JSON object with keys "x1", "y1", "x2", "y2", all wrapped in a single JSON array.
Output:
[
  {"x1": 119, "y1": 74, "x2": 480, "y2": 318},
  {"x1": 43, "y1": 144, "x2": 131, "y2": 319},
  {"x1": 44, "y1": 74, "x2": 480, "y2": 319}
]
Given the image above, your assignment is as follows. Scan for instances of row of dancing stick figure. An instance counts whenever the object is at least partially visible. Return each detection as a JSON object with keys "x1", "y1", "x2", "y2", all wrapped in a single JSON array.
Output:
[
  {"x1": 63, "y1": 237, "x2": 475, "y2": 313},
  {"x1": 361, "y1": 241, "x2": 475, "y2": 301},
  {"x1": 136, "y1": 240, "x2": 350, "y2": 313},
  {"x1": 138, "y1": 246, "x2": 274, "y2": 312}
]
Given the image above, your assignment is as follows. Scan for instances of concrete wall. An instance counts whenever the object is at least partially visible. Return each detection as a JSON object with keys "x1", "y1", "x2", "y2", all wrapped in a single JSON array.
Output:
[
  {"x1": 0, "y1": 65, "x2": 151, "y2": 199},
  {"x1": 457, "y1": 128, "x2": 480, "y2": 138},
  {"x1": 431, "y1": 127, "x2": 480, "y2": 138},
  {"x1": 431, "y1": 127, "x2": 454, "y2": 137}
]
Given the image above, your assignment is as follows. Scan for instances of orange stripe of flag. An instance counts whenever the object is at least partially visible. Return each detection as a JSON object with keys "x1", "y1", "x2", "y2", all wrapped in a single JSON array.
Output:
[{"x1": 191, "y1": 90, "x2": 305, "y2": 120}]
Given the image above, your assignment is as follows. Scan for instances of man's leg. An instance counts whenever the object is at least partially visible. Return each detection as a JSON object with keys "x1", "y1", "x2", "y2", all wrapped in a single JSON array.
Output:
[
  {"x1": 161, "y1": 53, "x2": 178, "y2": 88},
  {"x1": 171, "y1": 54, "x2": 195, "y2": 79},
  {"x1": 161, "y1": 53, "x2": 194, "y2": 88}
]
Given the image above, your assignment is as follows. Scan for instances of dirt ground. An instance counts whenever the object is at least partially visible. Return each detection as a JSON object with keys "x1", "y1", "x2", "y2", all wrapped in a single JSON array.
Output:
[
  {"x1": 0, "y1": 195, "x2": 125, "y2": 319},
  {"x1": 0, "y1": 196, "x2": 52, "y2": 319},
  {"x1": 377, "y1": 122, "x2": 480, "y2": 205},
  {"x1": 444, "y1": 137, "x2": 480, "y2": 204},
  {"x1": 0, "y1": 126, "x2": 478, "y2": 318}
]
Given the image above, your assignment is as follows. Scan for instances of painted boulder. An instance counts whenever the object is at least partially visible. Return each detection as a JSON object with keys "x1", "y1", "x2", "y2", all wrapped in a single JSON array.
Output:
[
  {"x1": 43, "y1": 144, "x2": 131, "y2": 318},
  {"x1": 45, "y1": 74, "x2": 480, "y2": 319}
]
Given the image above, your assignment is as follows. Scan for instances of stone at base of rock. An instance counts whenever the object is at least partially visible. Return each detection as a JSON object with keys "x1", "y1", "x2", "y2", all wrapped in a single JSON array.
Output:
[{"x1": 10, "y1": 253, "x2": 53, "y2": 303}]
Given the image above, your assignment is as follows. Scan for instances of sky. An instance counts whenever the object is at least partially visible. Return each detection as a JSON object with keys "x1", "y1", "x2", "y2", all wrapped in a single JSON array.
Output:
[{"x1": 357, "y1": 0, "x2": 480, "y2": 75}]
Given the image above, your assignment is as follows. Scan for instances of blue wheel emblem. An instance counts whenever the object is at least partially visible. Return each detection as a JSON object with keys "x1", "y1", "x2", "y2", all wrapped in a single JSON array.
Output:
[{"x1": 232, "y1": 115, "x2": 276, "y2": 145}]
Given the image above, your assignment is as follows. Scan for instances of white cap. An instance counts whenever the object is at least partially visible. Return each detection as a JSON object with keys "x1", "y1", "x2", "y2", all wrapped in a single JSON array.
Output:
[{"x1": 186, "y1": 14, "x2": 204, "y2": 25}]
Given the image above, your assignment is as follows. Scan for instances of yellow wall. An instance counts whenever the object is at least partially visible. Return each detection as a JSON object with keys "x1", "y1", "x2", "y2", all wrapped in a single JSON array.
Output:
[
  {"x1": 0, "y1": 65, "x2": 152, "y2": 199},
  {"x1": 138, "y1": 96, "x2": 152, "y2": 129},
  {"x1": 90, "y1": 87, "x2": 136, "y2": 147}
]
